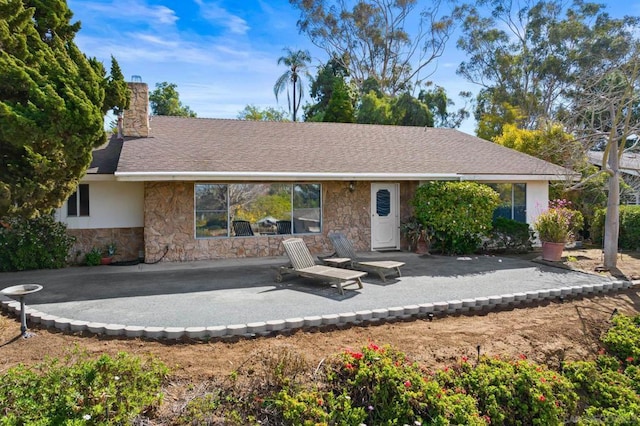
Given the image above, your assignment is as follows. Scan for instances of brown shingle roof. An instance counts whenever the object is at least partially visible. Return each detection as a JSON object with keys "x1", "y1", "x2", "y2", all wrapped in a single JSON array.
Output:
[{"x1": 115, "y1": 116, "x2": 571, "y2": 179}]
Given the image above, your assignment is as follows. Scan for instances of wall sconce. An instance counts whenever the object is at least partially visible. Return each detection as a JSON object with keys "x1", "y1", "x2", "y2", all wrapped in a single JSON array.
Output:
[{"x1": 348, "y1": 181, "x2": 356, "y2": 192}]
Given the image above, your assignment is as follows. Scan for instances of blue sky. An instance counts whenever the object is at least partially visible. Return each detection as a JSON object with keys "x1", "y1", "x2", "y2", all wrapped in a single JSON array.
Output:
[{"x1": 68, "y1": 0, "x2": 639, "y2": 135}]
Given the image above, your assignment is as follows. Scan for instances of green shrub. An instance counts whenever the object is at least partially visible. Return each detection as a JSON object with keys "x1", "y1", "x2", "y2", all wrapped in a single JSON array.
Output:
[
  {"x1": 412, "y1": 181, "x2": 500, "y2": 254},
  {"x1": 84, "y1": 247, "x2": 102, "y2": 266},
  {"x1": 601, "y1": 314, "x2": 640, "y2": 367},
  {"x1": 563, "y1": 360, "x2": 640, "y2": 424},
  {"x1": 0, "y1": 350, "x2": 168, "y2": 425},
  {"x1": 484, "y1": 217, "x2": 534, "y2": 253},
  {"x1": 323, "y1": 343, "x2": 485, "y2": 425},
  {"x1": 0, "y1": 215, "x2": 75, "y2": 271},
  {"x1": 591, "y1": 205, "x2": 640, "y2": 249},
  {"x1": 435, "y1": 355, "x2": 578, "y2": 425}
]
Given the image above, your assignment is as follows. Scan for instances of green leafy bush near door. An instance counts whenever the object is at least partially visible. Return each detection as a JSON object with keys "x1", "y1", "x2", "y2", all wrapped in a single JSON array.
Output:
[
  {"x1": 591, "y1": 205, "x2": 640, "y2": 250},
  {"x1": 411, "y1": 181, "x2": 501, "y2": 254}
]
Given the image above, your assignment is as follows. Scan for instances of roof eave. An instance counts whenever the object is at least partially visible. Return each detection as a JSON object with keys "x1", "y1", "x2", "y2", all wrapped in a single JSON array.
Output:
[{"x1": 114, "y1": 171, "x2": 562, "y2": 182}]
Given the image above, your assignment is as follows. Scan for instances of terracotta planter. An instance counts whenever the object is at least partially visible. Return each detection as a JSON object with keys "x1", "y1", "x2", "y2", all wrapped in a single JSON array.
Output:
[
  {"x1": 541, "y1": 241, "x2": 565, "y2": 262},
  {"x1": 100, "y1": 256, "x2": 113, "y2": 265},
  {"x1": 415, "y1": 237, "x2": 430, "y2": 255}
]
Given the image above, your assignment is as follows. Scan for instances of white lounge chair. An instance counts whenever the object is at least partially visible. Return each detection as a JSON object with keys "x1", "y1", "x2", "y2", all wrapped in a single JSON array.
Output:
[{"x1": 277, "y1": 238, "x2": 366, "y2": 295}]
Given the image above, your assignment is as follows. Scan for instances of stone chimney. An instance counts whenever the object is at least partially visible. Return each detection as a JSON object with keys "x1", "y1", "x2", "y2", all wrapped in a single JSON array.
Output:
[{"x1": 123, "y1": 82, "x2": 150, "y2": 137}]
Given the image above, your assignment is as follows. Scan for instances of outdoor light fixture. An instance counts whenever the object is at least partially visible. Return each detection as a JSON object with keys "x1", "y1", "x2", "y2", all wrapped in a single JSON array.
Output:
[{"x1": 349, "y1": 181, "x2": 356, "y2": 192}]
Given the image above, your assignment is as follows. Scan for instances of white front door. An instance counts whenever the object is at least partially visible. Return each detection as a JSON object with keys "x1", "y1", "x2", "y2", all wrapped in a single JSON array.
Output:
[{"x1": 371, "y1": 183, "x2": 400, "y2": 250}]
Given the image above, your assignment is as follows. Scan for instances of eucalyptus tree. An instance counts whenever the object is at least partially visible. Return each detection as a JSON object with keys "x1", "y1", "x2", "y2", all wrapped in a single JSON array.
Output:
[
  {"x1": 0, "y1": 0, "x2": 128, "y2": 217},
  {"x1": 454, "y1": 0, "x2": 635, "y2": 139},
  {"x1": 273, "y1": 48, "x2": 311, "y2": 122},
  {"x1": 290, "y1": 0, "x2": 455, "y2": 96}
]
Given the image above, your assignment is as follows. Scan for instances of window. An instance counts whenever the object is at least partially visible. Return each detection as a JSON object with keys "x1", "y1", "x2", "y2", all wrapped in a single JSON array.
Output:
[
  {"x1": 67, "y1": 184, "x2": 89, "y2": 217},
  {"x1": 195, "y1": 183, "x2": 322, "y2": 238},
  {"x1": 488, "y1": 183, "x2": 526, "y2": 222}
]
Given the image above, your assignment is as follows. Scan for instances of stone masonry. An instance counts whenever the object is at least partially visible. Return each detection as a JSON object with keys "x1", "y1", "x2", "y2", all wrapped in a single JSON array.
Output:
[
  {"x1": 123, "y1": 82, "x2": 149, "y2": 137},
  {"x1": 142, "y1": 180, "x2": 416, "y2": 262}
]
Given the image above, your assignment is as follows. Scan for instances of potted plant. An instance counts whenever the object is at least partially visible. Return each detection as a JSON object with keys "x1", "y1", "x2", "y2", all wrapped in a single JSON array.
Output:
[
  {"x1": 401, "y1": 217, "x2": 431, "y2": 254},
  {"x1": 101, "y1": 242, "x2": 117, "y2": 265},
  {"x1": 534, "y1": 201, "x2": 583, "y2": 261}
]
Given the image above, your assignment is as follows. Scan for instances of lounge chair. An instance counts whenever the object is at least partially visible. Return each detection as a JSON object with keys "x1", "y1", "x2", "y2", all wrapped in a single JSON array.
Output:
[
  {"x1": 327, "y1": 232, "x2": 405, "y2": 282},
  {"x1": 232, "y1": 220, "x2": 254, "y2": 236},
  {"x1": 276, "y1": 220, "x2": 292, "y2": 234},
  {"x1": 277, "y1": 238, "x2": 366, "y2": 294}
]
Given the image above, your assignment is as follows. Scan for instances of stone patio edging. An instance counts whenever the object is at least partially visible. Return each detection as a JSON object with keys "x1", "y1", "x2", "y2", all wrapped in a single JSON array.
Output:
[{"x1": 0, "y1": 280, "x2": 635, "y2": 341}]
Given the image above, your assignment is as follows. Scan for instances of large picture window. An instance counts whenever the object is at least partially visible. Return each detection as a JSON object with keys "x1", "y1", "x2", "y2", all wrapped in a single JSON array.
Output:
[
  {"x1": 195, "y1": 183, "x2": 321, "y2": 238},
  {"x1": 488, "y1": 183, "x2": 526, "y2": 222}
]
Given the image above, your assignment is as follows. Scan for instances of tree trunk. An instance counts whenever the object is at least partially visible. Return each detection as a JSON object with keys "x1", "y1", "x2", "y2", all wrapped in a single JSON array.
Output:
[
  {"x1": 603, "y1": 151, "x2": 620, "y2": 269},
  {"x1": 292, "y1": 74, "x2": 297, "y2": 122}
]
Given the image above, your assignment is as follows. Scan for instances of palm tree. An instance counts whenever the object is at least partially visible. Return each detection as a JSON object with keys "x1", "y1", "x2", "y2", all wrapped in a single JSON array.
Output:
[{"x1": 273, "y1": 48, "x2": 311, "y2": 122}]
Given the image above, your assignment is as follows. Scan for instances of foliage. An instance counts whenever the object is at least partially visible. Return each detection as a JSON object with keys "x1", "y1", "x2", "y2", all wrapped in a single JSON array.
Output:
[
  {"x1": 0, "y1": 0, "x2": 127, "y2": 218},
  {"x1": 84, "y1": 247, "x2": 102, "y2": 266},
  {"x1": 418, "y1": 83, "x2": 470, "y2": 128},
  {"x1": 534, "y1": 200, "x2": 584, "y2": 243},
  {"x1": 0, "y1": 215, "x2": 75, "y2": 272},
  {"x1": 454, "y1": 1, "x2": 637, "y2": 133},
  {"x1": 290, "y1": 0, "x2": 455, "y2": 95},
  {"x1": 494, "y1": 122, "x2": 586, "y2": 170},
  {"x1": 602, "y1": 314, "x2": 640, "y2": 364},
  {"x1": 400, "y1": 216, "x2": 430, "y2": 252},
  {"x1": 591, "y1": 205, "x2": 640, "y2": 250},
  {"x1": 149, "y1": 81, "x2": 197, "y2": 117},
  {"x1": 483, "y1": 217, "x2": 534, "y2": 254},
  {"x1": 304, "y1": 56, "x2": 351, "y2": 122},
  {"x1": 412, "y1": 182, "x2": 500, "y2": 254},
  {"x1": 357, "y1": 91, "x2": 434, "y2": 127},
  {"x1": 273, "y1": 48, "x2": 311, "y2": 122},
  {"x1": 104, "y1": 242, "x2": 117, "y2": 257},
  {"x1": 237, "y1": 105, "x2": 289, "y2": 121},
  {"x1": 323, "y1": 79, "x2": 355, "y2": 123},
  {"x1": 0, "y1": 350, "x2": 168, "y2": 425},
  {"x1": 435, "y1": 355, "x2": 578, "y2": 425}
]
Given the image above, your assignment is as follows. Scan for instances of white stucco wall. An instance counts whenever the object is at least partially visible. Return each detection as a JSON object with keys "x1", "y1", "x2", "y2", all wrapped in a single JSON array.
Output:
[
  {"x1": 525, "y1": 181, "x2": 549, "y2": 225},
  {"x1": 54, "y1": 180, "x2": 144, "y2": 229}
]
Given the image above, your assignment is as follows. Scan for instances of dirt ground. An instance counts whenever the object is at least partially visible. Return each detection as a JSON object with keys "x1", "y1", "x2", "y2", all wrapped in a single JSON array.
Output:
[{"x1": 1, "y1": 247, "x2": 640, "y2": 416}]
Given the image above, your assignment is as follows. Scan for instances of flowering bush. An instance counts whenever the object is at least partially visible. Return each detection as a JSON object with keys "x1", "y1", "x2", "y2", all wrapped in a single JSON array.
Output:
[
  {"x1": 534, "y1": 199, "x2": 583, "y2": 243},
  {"x1": 435, "y1": 355, "x2": 578, "y2": 425}
]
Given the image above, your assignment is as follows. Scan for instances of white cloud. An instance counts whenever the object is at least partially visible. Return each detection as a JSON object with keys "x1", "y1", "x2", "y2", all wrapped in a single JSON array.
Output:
[
  {"x1": 194, "y1": 0, "x2": 250, "y2": 35},
  {"x1": 71, "y1": 0, "x2": 178, "y2": 27}
]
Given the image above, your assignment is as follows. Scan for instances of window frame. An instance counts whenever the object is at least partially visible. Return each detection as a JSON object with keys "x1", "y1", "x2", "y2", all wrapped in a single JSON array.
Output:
[
  {"x1": 67, "y1": 184, "x2": 90, "y2": 217},
  {"x1": 488, "y1": 183, "x2": 526, "y2": 223},
  {"x1": 194, "y1": 182, "x2": 322, "y2": 239}
]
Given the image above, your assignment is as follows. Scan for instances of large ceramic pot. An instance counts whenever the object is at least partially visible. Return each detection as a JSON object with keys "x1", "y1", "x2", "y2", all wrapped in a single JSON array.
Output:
[{"x1": 541, "y1": 241, "x2": 565, "y2": 262}]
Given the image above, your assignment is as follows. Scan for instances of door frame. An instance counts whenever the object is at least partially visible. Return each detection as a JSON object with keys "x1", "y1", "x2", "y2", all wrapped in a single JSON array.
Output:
[{"x1": 370, "y1": 182, "x2": 401, "y2": 250}]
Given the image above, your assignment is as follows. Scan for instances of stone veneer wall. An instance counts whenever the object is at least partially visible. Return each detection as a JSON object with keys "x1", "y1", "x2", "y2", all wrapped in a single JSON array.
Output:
[
  {"x1": 142, "y1": 180, "x2": 411, "y2": 262},
  {"x1": 67, "y1": 227, "x2": 144, "y2": 264},
  {"x1": 123, "y1": 82, "x2": 149, "y2": 137}
]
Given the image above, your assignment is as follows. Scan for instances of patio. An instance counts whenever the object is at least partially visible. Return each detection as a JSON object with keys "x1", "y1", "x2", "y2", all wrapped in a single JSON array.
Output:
[{"x1": 0, "y1": 251, "x2": 626, "y2": 340}]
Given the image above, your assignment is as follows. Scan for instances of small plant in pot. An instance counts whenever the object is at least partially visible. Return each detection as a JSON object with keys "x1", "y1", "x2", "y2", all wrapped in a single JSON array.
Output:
[
  {"x1": 101, "y1": 242, "x2": 117, "y2": 265},
  {"x1": 534, "y1": 200, "x2": 583, "y2": 261},
  {"x1": 401, "y1": 217, "x2": 431, "y2": 254}
]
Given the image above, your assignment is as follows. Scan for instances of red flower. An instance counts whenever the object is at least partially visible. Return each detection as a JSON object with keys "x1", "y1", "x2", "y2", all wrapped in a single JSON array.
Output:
[
  {"x1": 519, "y1": 354, "x2": 527, "y2": 360},
  {"x1": 538, "y1": 395, "x2": 546, "y2": 402},
  {"x1": 461, "y1": 356, "x2": 469, "y2": 363},
  {"x1": 352, "y1": 352, "x2": 363, "y2": 360},
  {"x1": 627, "y1": 356, "x2": 634, "y2": 363},
  {"x1": 404, "y1": 380, "x2": 412, "y2": 388},
  {"x1": 317, "y1": 399, "x2": 323, "y2": 406},
  {"x1": 540, "y1": 377, "x2": 547, "y2": 383},
  {"x1": 345, "y1": 363, "x2": 354, "y2": 370},
  {"x1": 368, "y1": 342, "x2": 380, "y2": 351}
]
